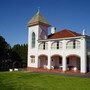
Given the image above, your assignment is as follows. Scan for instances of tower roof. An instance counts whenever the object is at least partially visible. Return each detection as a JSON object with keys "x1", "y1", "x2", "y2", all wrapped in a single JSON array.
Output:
[{"x1": 28, "y1": 10, "x2": 51, "y2": 27}]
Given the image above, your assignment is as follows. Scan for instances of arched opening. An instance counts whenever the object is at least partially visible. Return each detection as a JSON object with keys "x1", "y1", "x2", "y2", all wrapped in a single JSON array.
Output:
[
  {"x1": 38, "y1": 55, "x2": 48, "y2": 68},
  {"x1": 51, "y1": 55, "x2": 62, "y2": 69},
  {"x1": 66, "y1": 55, "x2": 80, "y2": 71},
  {"x1": 32, "y1": 32, "x2": 35, "y2": 48}
]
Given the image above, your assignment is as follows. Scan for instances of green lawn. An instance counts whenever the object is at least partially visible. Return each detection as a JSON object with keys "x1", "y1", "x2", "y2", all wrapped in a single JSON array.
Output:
[{"x1": 0, "y1": 72, "x2": 90, "y2": 90}]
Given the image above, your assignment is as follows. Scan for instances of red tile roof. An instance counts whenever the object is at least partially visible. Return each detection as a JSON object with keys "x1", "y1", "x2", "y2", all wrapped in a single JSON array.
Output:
[{"x1": 48, "y1": 29, "x2": 82, "y2": 39}]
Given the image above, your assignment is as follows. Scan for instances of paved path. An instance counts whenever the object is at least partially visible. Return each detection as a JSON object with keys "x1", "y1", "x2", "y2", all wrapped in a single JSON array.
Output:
[
  {"x1": 26, "y1": 68, "x2": 90, "y2": 78},
  {"x1": 31, "y1": 71, "x2": 90, "y2": 78}
]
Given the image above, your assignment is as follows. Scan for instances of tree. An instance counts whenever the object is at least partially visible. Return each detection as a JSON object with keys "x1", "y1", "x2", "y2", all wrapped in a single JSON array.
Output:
[
  {"x1": 0, "y1": 35, "x2": 28, "y2": 71},
  {"x1": 0, "y1": 36, "x2": 10, "y2": 71},
  {"x1": 11, "y1": 44, "x2": 27, "y2": 68}
]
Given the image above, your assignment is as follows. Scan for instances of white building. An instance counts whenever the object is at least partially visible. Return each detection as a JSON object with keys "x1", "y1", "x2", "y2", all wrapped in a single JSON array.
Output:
[{"x1": 27, "y1": 10, "x2": 90, "y2": 73}]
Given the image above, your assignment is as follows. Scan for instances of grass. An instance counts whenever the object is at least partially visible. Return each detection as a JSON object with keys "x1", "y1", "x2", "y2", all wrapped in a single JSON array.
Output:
[{"x1": 0, "y1": 72, "x2": 90, "y2": 90}]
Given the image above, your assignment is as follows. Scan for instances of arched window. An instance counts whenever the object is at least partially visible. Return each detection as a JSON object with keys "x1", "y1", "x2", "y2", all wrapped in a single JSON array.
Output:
[
  {"x1": 38, "y1": 43, "x2": 43, "y2": 50},
  {"x1": 51, "y1": 42, "x2": 57, "y2": 49},
  {"x1": 66, "y1": 40, "x2": 73, "y2": 49},
  {"x1": 51, "y1": 41, "x2": 62, "y2": 50},
  {"x1": 38, "y1": 42, "x2": 48, "y2": 50},
  {"x1": 75, "y1": 40, "x2": 80, "y2": 49},
  {"x1": 66, "y1": 40, "x2": 80, "y2": 49},
  {"x1": 32, "y1": 32, "x2": 35, "y2": 48}
]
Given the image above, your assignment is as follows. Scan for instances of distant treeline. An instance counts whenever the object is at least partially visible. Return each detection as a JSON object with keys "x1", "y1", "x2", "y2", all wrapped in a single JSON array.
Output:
[{"x1": 0, "y1": 35, "x2": 27, "y2": 71}]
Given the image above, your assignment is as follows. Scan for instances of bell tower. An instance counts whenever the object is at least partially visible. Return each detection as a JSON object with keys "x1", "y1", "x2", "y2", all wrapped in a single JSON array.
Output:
[{"x1": 27, "y1": 10, "x2": 50, "y2": 68}]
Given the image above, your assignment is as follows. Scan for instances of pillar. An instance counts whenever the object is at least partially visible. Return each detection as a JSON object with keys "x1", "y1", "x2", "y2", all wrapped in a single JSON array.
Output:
[
  {"x1": 35, "y1": 55, "x2": 38, "y2": 68},
  {"x1": 62, "y1": 40, "x2": 67, "y2": 72},
  {"x1": 47, "y1": 56, "x2": 51, "y2": 69},
  {"x1": 47, "y1": 41, "x2": 51, "y2": 69},
  {"x1": 62, "y1": 56, "x2": 67, "y2": 72},
  {"x1": 81, "y1": 37, "x2": 87, "y2": 73}
]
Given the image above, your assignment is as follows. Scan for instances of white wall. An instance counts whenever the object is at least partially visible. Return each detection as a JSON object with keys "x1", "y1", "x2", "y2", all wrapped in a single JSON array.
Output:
[{"x1": 28, "y1": 25, "x2": 87, "y2": 73}]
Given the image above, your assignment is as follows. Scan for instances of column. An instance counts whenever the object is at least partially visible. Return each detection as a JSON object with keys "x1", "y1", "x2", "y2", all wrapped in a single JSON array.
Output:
[
  {"x1": 47, "y1": 41, "x2": 51, "y2": 69},
  {"x1": 47, "y1": 56, "x2": 51, "y2": 69},
  {"x1": 62, "y1": 56, "x2": 67, "y2": 72},
  {"x1": 35, "y1": 42, "x2": 39, "y2": 68},
  {"x1": 80, "y1": 37, "x2": 87, "y2": 73},
  {"x1": 62, "y1": 40, "x2": 67, "y2": 72},
  {"x1": 35, "y1": 55, "x2": 38, "y2": 68},
  {"x1": 81, "y1": 56, "x2": 87, "y2": 73}
]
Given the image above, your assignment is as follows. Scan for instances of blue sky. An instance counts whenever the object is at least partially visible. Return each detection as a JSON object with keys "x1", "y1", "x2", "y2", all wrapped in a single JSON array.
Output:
[{"x1": 0, "y1": 0, "x2": 90, "y2": 46}]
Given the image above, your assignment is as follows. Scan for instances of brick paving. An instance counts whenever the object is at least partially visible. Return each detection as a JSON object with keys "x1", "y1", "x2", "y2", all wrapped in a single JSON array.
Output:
[{"x1": 26, "y1": 67, "x2": 90, "y2": 78}]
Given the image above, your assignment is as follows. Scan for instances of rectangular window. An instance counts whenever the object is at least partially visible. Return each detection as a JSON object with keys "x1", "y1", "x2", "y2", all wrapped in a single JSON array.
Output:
[{"x1": 31, "y1": 58, "x2": 35, "y2": 63}]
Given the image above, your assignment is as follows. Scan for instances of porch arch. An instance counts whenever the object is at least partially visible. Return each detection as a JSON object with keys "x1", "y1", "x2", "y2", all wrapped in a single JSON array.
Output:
[
  {"x1": 66, "y1": 54, "x2": 80, "y2": 58},
  {"x1": 38, "y1": 54, "x2": 48, "y2": 68},
  {"x1": 66, "y1": 54, "x2": 80, "y2": 71},
  {"x1": 51, "y1": 54, "x2": 62, "y2": 69}
]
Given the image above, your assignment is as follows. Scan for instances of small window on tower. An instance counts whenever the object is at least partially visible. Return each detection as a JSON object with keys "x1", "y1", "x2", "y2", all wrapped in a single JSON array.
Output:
[{"x1": 32, "y1": 32, "x2": 35, "y2": 48}]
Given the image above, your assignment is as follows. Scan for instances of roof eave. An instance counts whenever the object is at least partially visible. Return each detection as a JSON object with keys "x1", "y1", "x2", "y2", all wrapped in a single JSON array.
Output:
[{"x1": 38, "y1": 35, "x2": 85, "y2": 42}]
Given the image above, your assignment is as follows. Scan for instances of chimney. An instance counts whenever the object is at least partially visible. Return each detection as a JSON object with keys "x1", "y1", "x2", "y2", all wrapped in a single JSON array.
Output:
[{"x1": 51, "y1": 27, "x2": 56, "y2": 34}]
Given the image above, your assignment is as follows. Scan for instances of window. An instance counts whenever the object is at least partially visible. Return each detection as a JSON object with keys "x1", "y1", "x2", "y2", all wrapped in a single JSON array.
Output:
[
  {"x1": 66, "y1": 40, "x2": 80, "y2": 49},
  {"x1": 66, "y1": 40, "x2": 73, "y2": 49},
  {"x1": 32, "y1": 32, "x2": 35, "y2": 48},
  {"x1": 59, "y1": 42, "x2": 63, "y2": 49},
  {"x1": 51, "y1": 41, "x2": 62, "y2": 50},
  {"x1": 30, "y1": 55, "x2": 35, "y2": 63},
  {"x1": 31, "y1": 58, "x2": 35, "y2": 63},
  {"x1": 51, "y1": 42, "x2": 57, "y2": 49},
  {"x1": 39, "y1": 43, "x2": 43, "y2": 50},
  {"x1": 30, "y1": 56, "x2": 35, "y2": 63},
  {"x1": 38, "y1": 42, "x2": 48, "y2": 50},
  {"x1": 76, "y1": 40, "x2": 80, "y2": 49}
]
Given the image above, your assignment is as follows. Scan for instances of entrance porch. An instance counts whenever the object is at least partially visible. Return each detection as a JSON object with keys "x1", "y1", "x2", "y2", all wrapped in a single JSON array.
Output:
[{"x1": 37, "y1": 54, "x2": 81, "y2": 73}]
